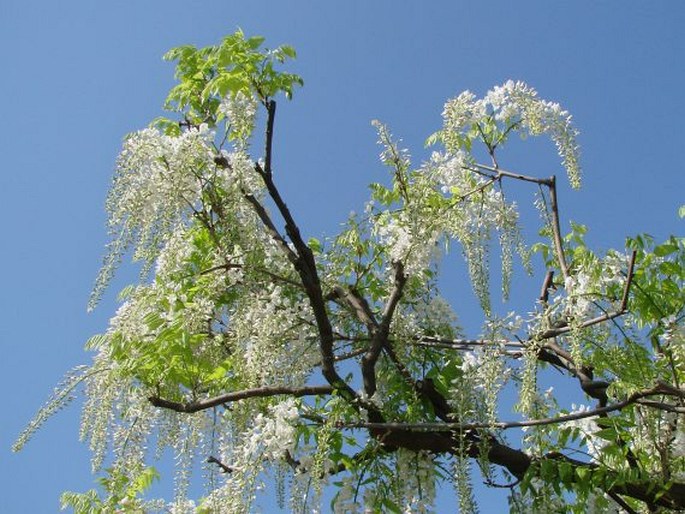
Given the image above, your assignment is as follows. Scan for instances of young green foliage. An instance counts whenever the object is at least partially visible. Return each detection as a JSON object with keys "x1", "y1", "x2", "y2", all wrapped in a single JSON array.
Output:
[{"x1": 15, "y1": 30, "x2": 685, "y2": 514}]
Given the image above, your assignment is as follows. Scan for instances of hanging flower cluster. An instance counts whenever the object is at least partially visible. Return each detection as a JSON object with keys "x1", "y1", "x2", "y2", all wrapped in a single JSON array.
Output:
[
  {"x1": 90, "y1": 125, "x2": 215, "y2": 309},
  {"x1": 16, "y1": 32, "x2": 685, "y2": 514},
  {"x1": 437, "y1": 80, "x2": 581, "y2": 189}
]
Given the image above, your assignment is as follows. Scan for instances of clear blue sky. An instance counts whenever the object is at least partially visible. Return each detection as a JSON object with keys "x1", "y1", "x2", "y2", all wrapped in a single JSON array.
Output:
[{"x1": 2, "y1": 2, "x2": 684, "y2": 512}]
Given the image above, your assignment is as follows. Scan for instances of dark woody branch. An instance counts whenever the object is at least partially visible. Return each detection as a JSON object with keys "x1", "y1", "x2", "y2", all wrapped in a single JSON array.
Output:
[
  {"x1": 362, "y1": 261, "x2": 406, "y2": 397},
  {"x1": 414, "y1": 336, "x2": 525, "y2": 349},
  {"x1": 546, "y1": 176, "x2": 569, "y2": 281},
  {"x1": 207, "y1": 455, "x2": 233, "y2": 474},
  {"x1": 263, "y1": 99, "x2": 276, "y2": 176},
  {"x1": 329, "y1": 285, "x2": 378, "y2": 331},
  {"x1": 342, "y1": 382, "x2": 684, "y2": 432},
  {"x1": 466, "y1": 164, "x2": 568, "y2": 280},
  {"x1": 339, "y1": 382, "x2": 685, "y2": 432},
  {"x1": 468, "y1": 162, "x2": 553, "y2": 186},
  {"x1": 535, "y1": 249, "x2": 636, "y2": 340},
  {"x1": 242, "y1": 191, "x2": 299, "y2": 264},
  {"x1": 148, "y1": 385, "x2": 334, "y2": 413},
  {"x1": 212, "y1": 153, "x2": 298, "y2": 264},
  {"x1": 328, "y1": 267, "x2": 440, "y2": 421},
  {"x1": 334, "y1": 415, "x2": 685, "y2": 510},
  {"x1": 251, "y1": 101, "x2": 371, "y2": 413},
  {"x1": 330, "y1": 382, "x2": 685, "y2": 510}
]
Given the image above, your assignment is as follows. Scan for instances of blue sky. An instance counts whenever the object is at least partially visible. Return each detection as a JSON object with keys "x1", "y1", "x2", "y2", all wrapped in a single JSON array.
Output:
[{"x1": 2, "y1": 2, "x2": 684, "y2": 512}]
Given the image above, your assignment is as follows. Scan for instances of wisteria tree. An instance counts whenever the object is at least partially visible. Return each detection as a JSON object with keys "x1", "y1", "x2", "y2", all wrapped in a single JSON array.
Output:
[{"x1": 15, "y1": 31, "x2": 685, "y2": 513}]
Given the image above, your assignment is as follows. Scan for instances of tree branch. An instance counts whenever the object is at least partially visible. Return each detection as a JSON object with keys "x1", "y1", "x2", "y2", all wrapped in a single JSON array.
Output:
[
  {"x1": 329, "y1": 286, "x2": 378, "y2": 332},
  {"x1": 469, "y1": 162, "x2": 553, "y2": 186},
  {"x1": 148, "y1": 385, "x2": 334, "y2": 413},
  {"x1": 242, "y1": 191, "x2": 299, "y2": 264},
  {"x1": 207, "y1": 455, "x2": 233, "y2": 473},
  {"x1": 330, "y1": 382, "x2": 685, "y2": 510},
  {"x1": 361, "y1": 261, "x2": 406, "y2": 396},
  {"x1": 539, "y1": 270, "x2": 555, "y2": 303},
  {"x1": 537, "y1": 309, "x2": 627, "y2": 340},
  {"x1": 547, "y1": 176, "x2": 570, "y2": 281},
  {"x1": 263, "y1": 99, "x2": 276, "y2": 176},
  {"x1": 606, "y1": 492, "x2": 638, "y2": 514},
  {"x1": 338, "y1": 382, "x2": 684, "y2": 432},
  {"x1": 252, "y1": 101, "x2": 369, "y2": 412},
  {"x1": 620, "y1": 249, "x2": 637, "y2": 312},
  {"x1": 465, "y1": 166, "x2": 569, "y2": 279},
  {"x1": 414, "y1": 336, "x2": 525, "y2": 349}
]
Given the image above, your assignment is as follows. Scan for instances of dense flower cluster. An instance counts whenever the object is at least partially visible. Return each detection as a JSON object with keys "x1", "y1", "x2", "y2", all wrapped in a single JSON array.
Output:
[
  {"x1": 219, "y1": 91, "x2": 257, "y2": 145},
  {"x1": 246, "y1": 399, "x2": 300, "y2": 461},
  {"x1": 369, "y1": 124, "x2": 527, "y2": 311},
  {"x1": 90, "y1": 125, "x2": 216, "y2": 309},
  {"x1": 560, "y1": 403, "x2": 605, "y2": 458},
  {"x1": 374, "y1": 211, "x2": 441, "y2": 276},
  {"x1": 440, "y1": 80, "x2": 581, "y2": 189},
  {"x1": 17, "y1": 35, "x2": 684, "y2": 513},
  {"x1": 233, "y1": 283, "x2": 318, "y2": 387}
]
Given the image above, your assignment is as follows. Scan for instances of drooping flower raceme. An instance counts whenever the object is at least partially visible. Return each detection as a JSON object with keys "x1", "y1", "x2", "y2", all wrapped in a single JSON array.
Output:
[
  {"x1": 485, "y1": 80, "x2": 581, "y2": 188},
  {"x1": 219, "y1": 92, "x2": 258, "y2": 146},
  {"x1": 90, "y1": 125, "x2": 216, "y2": 309},
  {"x1": 438, "y1": 80, "x2": 581, "y2": 189},
  {"x1": 441, "y1": 90, "x2": 487, "y2": 134},
  {"x1": 370, "y1": 120, "x2": 528, "y2": 311},
  {"x1": 21, "y1": 32, "x2": 685, "y2": 512},
  {"x1": 246, "y1": 399, "x2": 300, "y2": 461},
  {"x1": 560, "y1": 403, "x2": 605, "y2": 459}
]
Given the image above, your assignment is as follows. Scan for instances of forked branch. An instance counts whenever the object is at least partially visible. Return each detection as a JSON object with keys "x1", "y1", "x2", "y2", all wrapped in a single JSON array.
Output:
[{"x1": 362, "y1": 261, "x2": 406, "y2": 396}]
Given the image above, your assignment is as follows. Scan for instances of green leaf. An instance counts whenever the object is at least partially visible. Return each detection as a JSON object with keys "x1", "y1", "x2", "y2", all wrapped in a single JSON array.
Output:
[
  {"x1": 84, "y1": 334, "x2": 108, "y2": 350},
  {"x1": 246, "y1": 35, "x2": 266, "y2": 50},
  {"x1": 309, "y1": 237, "x2": 322, "y2": 254},
  {"x1": 381, "y1": 497, "x2": 402, "y2": 514},
  {"x1": 576, "y1": 467, "x2": 589, "y2": 481},
  {"x1": 659, "y1": 261, "x2": 680, "y2": 275},
  {"x1": 280, "y1": 45, "x2": 297, "y2": 58},
  {"x1": 594, "y1": 427, "x2": 618, "y2": 441},
  {"x1": 654, "y1": 242, "x2": 678, "y2": 257},
  {"x1": 540, "y1": 460, "x2": 557, "y2": 481}
]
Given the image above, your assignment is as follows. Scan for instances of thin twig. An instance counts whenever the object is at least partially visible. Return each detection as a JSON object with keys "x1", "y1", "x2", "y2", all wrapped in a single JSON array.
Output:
[
  {"x1": 547, "y1": 176, "x2": 570, "y2": 281},
  {"x1": 333, "y1": 347, "x2": 367, "y2": 362},
  {"x1": 468, "y1": 163, "x2": 553, "y2": 186},
  {"x1": 415, "y1": 336, "x2": 525, "y2": 349},
  {"x1": 337, "y1": 383, "x2": 683, "y2": 432},
  {"x1": 620, "y1": 250, "x2": 637, "y2": 311}
]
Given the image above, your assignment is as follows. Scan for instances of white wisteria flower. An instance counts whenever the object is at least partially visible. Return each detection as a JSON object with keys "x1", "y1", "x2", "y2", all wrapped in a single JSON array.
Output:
[{"x1": 219, "y1": 91, "x2": 257, "y2": 144}]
